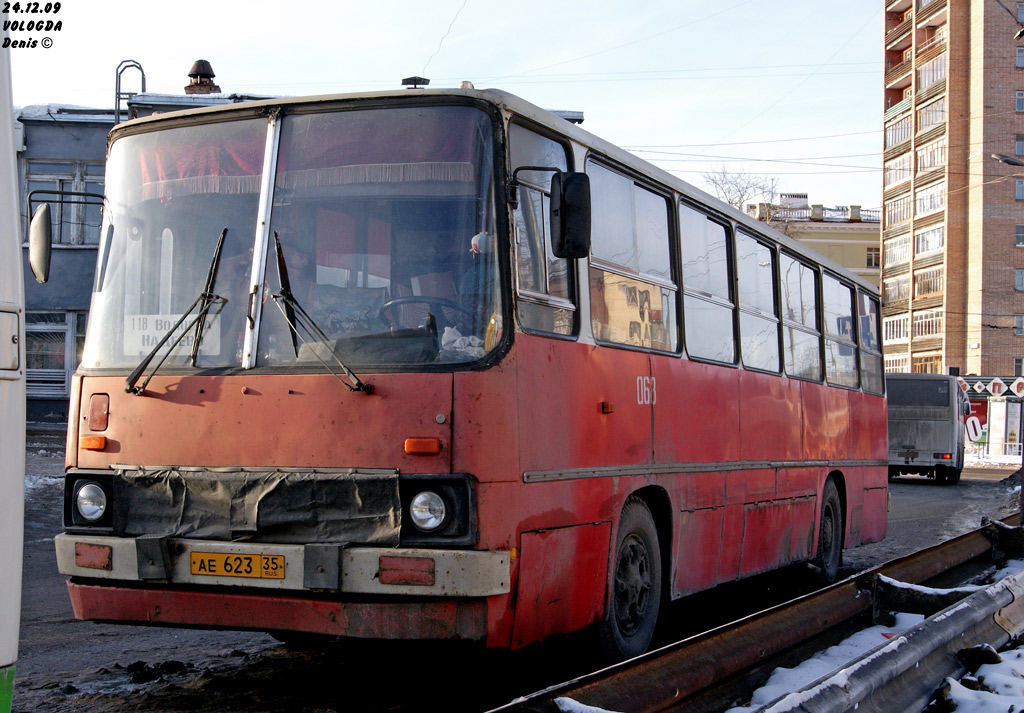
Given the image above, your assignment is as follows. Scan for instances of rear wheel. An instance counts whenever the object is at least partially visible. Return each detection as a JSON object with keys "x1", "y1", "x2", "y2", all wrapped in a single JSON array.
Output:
[
  {"x1": 814, "y1": 479, "x2": 843, "y2": 584},
  {"x1": 598, "y1": 497, "x2": 662, "y2": 663}
]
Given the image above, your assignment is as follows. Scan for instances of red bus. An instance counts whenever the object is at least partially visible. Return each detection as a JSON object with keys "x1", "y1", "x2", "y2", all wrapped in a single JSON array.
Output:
[{"x1": 48, "y1": 88, "x2": 887, "y2": 661}]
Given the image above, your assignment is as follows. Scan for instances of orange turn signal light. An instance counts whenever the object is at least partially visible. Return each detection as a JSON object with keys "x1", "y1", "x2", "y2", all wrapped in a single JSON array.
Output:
[
  {"x1": 404, "y1": 438, "x2": 442, "y2": 455},
  {"x1": 80, "y1": 436, "x2": 107, "y2": 451}
]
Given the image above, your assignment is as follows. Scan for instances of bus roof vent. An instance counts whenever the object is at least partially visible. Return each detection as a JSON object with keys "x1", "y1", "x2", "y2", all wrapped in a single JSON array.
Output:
[{"x1": 402, "y1": 76, "x2": 430, "y2": 89}]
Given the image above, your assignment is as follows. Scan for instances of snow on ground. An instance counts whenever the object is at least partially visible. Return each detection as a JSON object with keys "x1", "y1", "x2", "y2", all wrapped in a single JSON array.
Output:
[
  {"x1": 966, "y1": 452, "x2": 1024, "y2": 469},
  {"x1": 24, "y1": 433, "x2": 65, "y2": 492},
  {"x1": 723, "y1": 613, "x2": 926, "y2": 713},
  {"x1": 720, "y1": 560, "x2": 1024, "y2": 713},
  {"x1": 942, "y1": 650, "x2": 1024, "y2": 713}
]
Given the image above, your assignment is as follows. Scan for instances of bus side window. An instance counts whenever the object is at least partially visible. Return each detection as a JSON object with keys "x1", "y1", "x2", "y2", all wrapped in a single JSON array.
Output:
[
  {"x1": 509, "y1": 123, "x2": 575, "y2": 336},
  {"x1": 857, "y1": 291, "x2": 884, "y2": 394},
  {"x1": 735, "y1": 230, "x2": 779, "y2": 372},
  {"x1": 822, "y1": 274, "x2": 859, "y2": 388},
  {"x1": 780, "y1": 254, "x2": 822, "y2": 381},
  {"x1": 679, "y1": 203, "x2": 734, "y2": 363},
  {"x1": 587, "y1": 160, "x2": 677, "y2": 351}
]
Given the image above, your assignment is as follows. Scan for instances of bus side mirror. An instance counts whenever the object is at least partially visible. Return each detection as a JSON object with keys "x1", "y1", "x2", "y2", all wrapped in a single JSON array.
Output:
[
  {"x1": 29, "y1": 203, "x2": 52, "y2": 284},
  {"x1": 550, "y1": 171, "x2": 591, "y2": 259}
]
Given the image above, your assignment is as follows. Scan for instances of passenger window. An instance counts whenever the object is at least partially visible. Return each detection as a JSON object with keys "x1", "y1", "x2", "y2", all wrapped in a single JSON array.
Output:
[
  {"x1": 587, "y1": 160, "x2": 677, "y2": 351},
  {"x1": 858, "y1": 291, "x2": 884, "y2": 394},
  {"x1": 680, "y1": 203, "x2": 734, "y2": 363},
  {"x1": 509, "y1": 124, "x2": 575, "y2": 336},
  {"x1": 780, "y1": 254, "x2": 821, "y2": 380},
  {"x1": 736, "y1": 231, "x2": 779, "y2": 372},
  {"x1": 822, "y1": 274, "x2": 858, "y2": 388}
]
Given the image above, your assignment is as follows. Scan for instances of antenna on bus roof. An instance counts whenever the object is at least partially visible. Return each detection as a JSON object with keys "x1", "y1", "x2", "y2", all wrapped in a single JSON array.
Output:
[{"x1": 402, "y1": 76, "x2": 430, "y2": 89}]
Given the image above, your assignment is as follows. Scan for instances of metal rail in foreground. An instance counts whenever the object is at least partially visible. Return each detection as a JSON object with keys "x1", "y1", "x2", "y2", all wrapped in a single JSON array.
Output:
[{"x1": 491, "y1": 516, "x2": 1024, "y2": 713}]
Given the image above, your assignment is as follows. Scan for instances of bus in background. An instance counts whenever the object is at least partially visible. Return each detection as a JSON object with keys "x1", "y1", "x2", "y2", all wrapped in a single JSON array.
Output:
[
  {"x1": 887, "y1": 373, "x2": 969, "y2": 485},
  {"x1": 44, "y1": 87, "x2": 887, "y2": 662}
]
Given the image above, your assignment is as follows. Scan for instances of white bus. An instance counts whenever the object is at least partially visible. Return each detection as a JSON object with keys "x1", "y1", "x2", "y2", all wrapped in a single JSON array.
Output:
[
  {"x1": 887, "y1": 373, "x2": 969, "y2": 485},
  {"x1": 0, "y1": 43, "x2": 24, "y2": 713}
]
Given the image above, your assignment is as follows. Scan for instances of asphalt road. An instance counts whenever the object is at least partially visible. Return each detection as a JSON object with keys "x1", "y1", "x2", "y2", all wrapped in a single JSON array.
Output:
[{"x1": 13, "y1": 437, "x2": 1023, "y2": 713}]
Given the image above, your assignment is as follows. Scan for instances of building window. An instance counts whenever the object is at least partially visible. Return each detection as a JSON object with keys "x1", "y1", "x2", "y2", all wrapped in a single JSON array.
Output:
[
  {"x1": 1016, "y1": 269, "x2": 1024, "y2": 290},
  {"x1": 885, "y1": 114, "x2": 912, "y2": 148},
  {"x1": 1017, "y1": 357, "x2": 1024, "y2": 376},
  {"x1": 918, "y1": 54, "x2": 946, "y2": 92},
  {"x1": 912, "y1": 353, "x2": 943, "y2": 373},
  {"x1": 1018, "y1": 91, "x2": 1024, "y2": 112},
  {"x1": 914, "y1": 181, "x2": 945, "y2": 216},
  {"x1": 885, "y1": 194, "x2": 912, "y2": 227},
  {"x1": 884, "y1": 234, "x2": 912, "y2": 267},
  {"x1": 866, "y1": 246, "x2": 880, "y2": 268},
  {"x1": 1018, "y1": 179, "x2": 1024, "y2": 201},
  {"x1": 1017, "y1": 225, "x2": 1024, "y2": 247},
  {"x1": 886, "y1": 353, "x2": 910, "y2": 373},
  {"x1": 1016, "y1": 315, "x2": 1024, "y2": 336},
  {"x1": 914, "y1": 267, "x2": 944, "y2": 297},
  {"x1": 916, "y1": 137, "x2": 947, "y2": 173},
  {"x1": 1018, "y1": 47, "x2": 1024, "y2": 69},
  {"x1": 884, "y1": 153, "x2": 912, "y2": 187},
  {"x1": 884, "y1": 314, "x2": 909, "y2": 343},
  {"x1": 25, "y1": 311, "x2": 86, "y2": 397},
  {"x1": 912, "y1": 309, "x2": 943, "y2": 338},
  {"x1": 884, "y1": 275, "x2": 910, "y2": 302},
  {"x1": 23, "y1": 160, "x2": 104, "y2": 246},
  {"x1": 914, "y1": 224, "x2": 945, "y2": 256},
  {"x1": 1019, "y1": 2, "x2": 1024, "y2": 22},
  {"x1": 917, "y1": 98, "x2": 946, "y2": 132}
]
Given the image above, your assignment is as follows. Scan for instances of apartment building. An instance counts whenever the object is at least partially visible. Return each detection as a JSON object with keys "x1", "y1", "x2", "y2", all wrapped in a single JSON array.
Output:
[{"x1": 883, "y1": 0, "x2": 1024, "y2": 375}]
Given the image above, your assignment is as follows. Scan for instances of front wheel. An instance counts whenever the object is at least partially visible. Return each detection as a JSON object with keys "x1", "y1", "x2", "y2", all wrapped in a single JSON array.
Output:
[
  {"x1": 814, "y1": 479, "x2": 843, "y2": 584},
  {"x1": 598, "y1": 497, "x2": 662, "y2": 663}
]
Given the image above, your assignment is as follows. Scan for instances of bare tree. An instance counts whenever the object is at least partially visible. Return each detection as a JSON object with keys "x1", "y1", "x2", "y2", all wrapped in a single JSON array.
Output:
[{"x1": 700, "y1": 166, "x2": 782, "y2": 222}]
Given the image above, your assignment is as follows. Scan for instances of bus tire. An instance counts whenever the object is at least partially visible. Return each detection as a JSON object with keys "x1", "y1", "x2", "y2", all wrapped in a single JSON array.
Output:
[
  {"x1": 598, "y1": 497, "x2": 662, "y2": 663},
  {"x1": 814, "y1": 479, "x2": 843, "y2": 584}
]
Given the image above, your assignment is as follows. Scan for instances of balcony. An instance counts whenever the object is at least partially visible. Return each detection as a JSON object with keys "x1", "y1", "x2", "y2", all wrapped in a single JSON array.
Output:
[
  {"x1": 917, "y1": 0, "x2": 947, "y2": 27},
  {"x1": 886, "y1": 17, "x2": 913, "y2": 49},
  {"x1": 885, "y1": 59, "x2": 913, "y2": 89},
  {"x1": 916, "y1": 33, "x2": 946, "y2": 61},
  {"x1": 884, "y1": 95, "x2": 913, "y2": 121},
  {"x1": 886, "y1": 0, "x2": 912, "y2": 11}
]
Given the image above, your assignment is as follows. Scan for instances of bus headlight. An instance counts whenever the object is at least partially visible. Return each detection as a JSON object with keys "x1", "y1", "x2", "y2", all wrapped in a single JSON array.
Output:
[
  {"x1": 409, "y1": 491, "x2": 447, "y2": 531},
  {"x1": 75, "y1": 482, "x2": 108, "y2": 522}
]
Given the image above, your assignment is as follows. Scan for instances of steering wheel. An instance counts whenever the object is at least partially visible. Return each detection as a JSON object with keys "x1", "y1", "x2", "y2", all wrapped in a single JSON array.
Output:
[{"x1": 378, "y1": 296, "x2": 474, "y2": 332}]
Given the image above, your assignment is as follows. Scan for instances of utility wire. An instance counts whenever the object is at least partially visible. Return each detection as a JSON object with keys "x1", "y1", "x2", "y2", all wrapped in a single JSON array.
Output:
[{"x1": 422, "y1": 0, "x2": 469, "y2": 76}]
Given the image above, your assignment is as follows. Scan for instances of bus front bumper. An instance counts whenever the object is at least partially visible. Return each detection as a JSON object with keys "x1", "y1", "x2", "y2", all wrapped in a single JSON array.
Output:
[
  {"x1": 58, "y1": 534, "x2": 510, "y2": 640},
  {"x1": 55, "y1": 533, "x2": 510, "y2": 598}
]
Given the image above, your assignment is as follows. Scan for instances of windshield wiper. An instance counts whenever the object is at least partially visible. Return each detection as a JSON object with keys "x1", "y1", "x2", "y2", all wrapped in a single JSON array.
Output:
[
  {"x1": 125, "y1": 228, "x2": 228, "y2": 395},
  {"x1": 270, "y1": 232, "x2": 373, "y2": 395}
]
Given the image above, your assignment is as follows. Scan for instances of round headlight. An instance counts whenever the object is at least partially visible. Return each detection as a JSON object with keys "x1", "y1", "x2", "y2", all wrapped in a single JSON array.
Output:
[
  {"x1": 76, "y1": 482, "x2": 107, "y2": 522},
  {"x1": 409, "y1": 491, "x2": 446, "y2": 532}
]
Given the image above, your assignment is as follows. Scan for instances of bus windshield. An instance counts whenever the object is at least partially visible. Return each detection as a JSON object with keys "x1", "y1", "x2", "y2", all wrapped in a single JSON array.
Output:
[{"x1": 82, "y1": 105, "x2": 502, "y2": 371}]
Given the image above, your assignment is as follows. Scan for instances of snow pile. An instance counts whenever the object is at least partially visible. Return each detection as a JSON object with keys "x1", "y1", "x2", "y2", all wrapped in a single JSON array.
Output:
[{"x1": 941, "y1": 649, "x2": 1024, "y2": 712}]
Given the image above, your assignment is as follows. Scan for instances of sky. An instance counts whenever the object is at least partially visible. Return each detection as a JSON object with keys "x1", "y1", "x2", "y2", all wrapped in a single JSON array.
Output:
[{"x1": 8, "y1": 0, "x2": 883, "y2": 209}]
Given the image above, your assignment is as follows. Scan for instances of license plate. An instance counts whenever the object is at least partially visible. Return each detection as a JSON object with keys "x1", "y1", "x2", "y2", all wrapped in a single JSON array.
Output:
[
  {"x1": 190, "y1": 552, "x2": 285, "y2": 579},
  {"x1": 897, "y1": 450, "x2": 918, "y2": 459}
]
